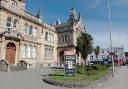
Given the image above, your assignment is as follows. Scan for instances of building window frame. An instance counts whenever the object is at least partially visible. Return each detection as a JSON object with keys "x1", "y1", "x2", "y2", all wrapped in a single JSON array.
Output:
[
  {"x1": 22, "y1": 45, "x2": 27, "y2": 58},
  {"x1": 6, "y1": 17, "x2": 12, "y2": 28},
  {"x1": 45, "y1": 32, "x2": 48, "y2": 41},
  {"x1": 32, "y1": 46, "x2": 37, "y2": 58},
  {"x1": 29, "y1": 25, "x2": 33, "y2": 35},
  {"x1": 13, "y1": 19, "x2": 18, "y2": 28},
  {"x1": 32, "y1": 27, "x2": 37, "y2": 37},
  {"x1": 24, "y1": 23, "x2": 29, "y2": 34}
]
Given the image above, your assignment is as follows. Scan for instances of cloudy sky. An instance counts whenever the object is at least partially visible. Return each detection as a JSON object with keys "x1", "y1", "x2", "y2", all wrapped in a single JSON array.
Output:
[{"x1": 26, "y1": 0, "x2": 128, "y2": 51}]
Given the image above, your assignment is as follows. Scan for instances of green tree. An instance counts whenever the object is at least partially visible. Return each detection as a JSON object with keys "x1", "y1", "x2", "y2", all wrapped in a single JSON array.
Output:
[
  {"x1": 94, "y1": 46, "x2": 100, "y2": 64},
  {"x1": 76, "y1": 32, "x2": 93, "y2": 68}
]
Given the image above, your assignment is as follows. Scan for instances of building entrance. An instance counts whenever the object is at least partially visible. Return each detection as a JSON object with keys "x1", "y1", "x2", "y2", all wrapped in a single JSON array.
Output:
[{"x1": 6, "y1": 42, "x2": 16, "y2": 64}]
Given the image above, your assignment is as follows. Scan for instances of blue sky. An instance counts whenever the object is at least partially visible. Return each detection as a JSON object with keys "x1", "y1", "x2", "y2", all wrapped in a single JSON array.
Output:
[{"x1": 26, "y1": 0, "x2": 128, "y2": 51}]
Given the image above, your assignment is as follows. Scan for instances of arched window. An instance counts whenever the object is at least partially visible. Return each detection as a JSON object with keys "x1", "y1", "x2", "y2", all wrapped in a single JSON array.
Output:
[
  {"x1": 29, "y1": 25, "x2": 33, "y2": 35},
  {"x1": 45, "y1": 32, "x2": 48, "y2": 40},
  {"x1": 24, "y1": 23, "x2": 28, "y2": 33},
  {"x1": 32, "y1": 27, "x2": 37, "y2": 37},
  {"x1": 6, "y1": 17, "x2": 12, "y2": 28},
  {"x1": 13, "y1": 19, "x2": 18, "y2": 28}
]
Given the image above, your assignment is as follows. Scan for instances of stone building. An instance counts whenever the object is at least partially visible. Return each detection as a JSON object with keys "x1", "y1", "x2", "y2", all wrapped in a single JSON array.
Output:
[
  {"x1": 56, "y1": 8, "x2": 85, "y2": 65},
  {"x1": 0, "y1": 0, "x2": 85, "y2": 68}
]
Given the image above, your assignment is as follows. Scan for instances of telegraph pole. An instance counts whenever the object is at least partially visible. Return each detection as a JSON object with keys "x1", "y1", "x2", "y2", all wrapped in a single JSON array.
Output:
[{"x1": 108, "y1": 0, "x2": 114, "y2": 77}]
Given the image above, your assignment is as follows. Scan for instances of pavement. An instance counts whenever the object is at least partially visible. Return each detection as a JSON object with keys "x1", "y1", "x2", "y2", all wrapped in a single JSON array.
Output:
[
  {"x1": 81, "y1": 66, "x2": 128, "y2": 89},
  {"x1": 0, "y1": 66, "x2": 128, "y2": 89},
  {"x1": 0, "y1": 67, "x2": 70, "y2": 89}
]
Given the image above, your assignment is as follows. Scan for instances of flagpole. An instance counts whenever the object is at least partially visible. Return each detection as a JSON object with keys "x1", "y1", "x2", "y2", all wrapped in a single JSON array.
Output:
[{"x1": 108, "y1": 0, "x2": 114, "y2": 77}]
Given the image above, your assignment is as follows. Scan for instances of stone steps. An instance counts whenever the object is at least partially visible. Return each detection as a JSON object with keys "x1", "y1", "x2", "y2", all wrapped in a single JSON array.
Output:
[
  {"x1": 10, "y1": 65, "x2": 27, "y2": 71},
  {"x1": 0, "y1": 60, "x2": 27, "y2": 72}
]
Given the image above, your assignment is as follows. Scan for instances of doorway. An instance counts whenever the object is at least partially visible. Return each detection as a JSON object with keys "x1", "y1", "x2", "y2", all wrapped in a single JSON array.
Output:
[{"x1": 6, "y1": 42, "x2": 16, "y2": 64}]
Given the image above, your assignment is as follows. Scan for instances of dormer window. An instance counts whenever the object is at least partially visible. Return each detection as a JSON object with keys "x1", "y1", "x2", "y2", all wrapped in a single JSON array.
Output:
[{"x1": 11, "y1": 0, "x2": 18, "y2": 7}]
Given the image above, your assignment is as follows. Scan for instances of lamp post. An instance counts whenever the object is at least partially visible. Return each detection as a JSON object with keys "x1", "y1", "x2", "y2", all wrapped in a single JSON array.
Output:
[{"x1": 108, "y1": 0, "x2": 114, "y2": 77}]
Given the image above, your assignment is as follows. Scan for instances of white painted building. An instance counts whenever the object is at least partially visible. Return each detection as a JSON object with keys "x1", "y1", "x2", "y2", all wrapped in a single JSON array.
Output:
[{"x1": 90, "y1": 47, "x2": 125, "y2": 65}]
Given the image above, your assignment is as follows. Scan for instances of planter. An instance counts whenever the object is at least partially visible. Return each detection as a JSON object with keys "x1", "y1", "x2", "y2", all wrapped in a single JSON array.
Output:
[{"x1": 43, "y1": 71, "x2": 111, "y2": 88}]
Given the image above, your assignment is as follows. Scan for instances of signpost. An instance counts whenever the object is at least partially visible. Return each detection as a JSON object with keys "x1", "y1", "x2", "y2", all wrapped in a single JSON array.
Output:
[{"x1": 64, "y1": 51, "x2": 76, "y2": 77}]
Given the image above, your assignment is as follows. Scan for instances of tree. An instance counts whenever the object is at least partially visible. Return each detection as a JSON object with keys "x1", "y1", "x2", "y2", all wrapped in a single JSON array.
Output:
[
  {"x1": 76, "y1": 32, "x2": 93, "y2": 67},
  {"x1": 94, "y1": 46, "x2": 100, "y2": 64}
]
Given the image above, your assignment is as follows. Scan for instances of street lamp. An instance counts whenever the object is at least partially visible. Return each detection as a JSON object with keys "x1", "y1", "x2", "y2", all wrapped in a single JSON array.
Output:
[{"x1": 108, "y1": 0, "x2": 114, "y2": 77}]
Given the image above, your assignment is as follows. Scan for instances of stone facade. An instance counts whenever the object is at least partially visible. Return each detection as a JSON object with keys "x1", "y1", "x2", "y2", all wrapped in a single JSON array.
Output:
[{"x1": 0, "y1": 0, "x2": 85, "y2": 68}]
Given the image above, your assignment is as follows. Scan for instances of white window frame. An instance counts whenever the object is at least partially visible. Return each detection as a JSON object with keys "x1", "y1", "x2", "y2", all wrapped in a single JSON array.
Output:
[
  {"x1": 27, "y1": 46, "x2": 31, "y2": 58},
  {"x1": 32, "y1": 27, "x2": 37, "y2": 37},
  {"x1": 22, "y1": 45, "x2": 26, "y2": 58},
  {"x1": 13, "y1": 19, "x2": 18, "y2": 28},
  {"x1": 32, "y1": 46, "x2": 37, "y2": 58},
  {"x1": 6, "y1": 17, "x2": 12, "y2": 28}
]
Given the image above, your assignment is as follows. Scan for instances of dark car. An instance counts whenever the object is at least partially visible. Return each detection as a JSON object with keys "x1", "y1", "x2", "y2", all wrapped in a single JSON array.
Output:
[{"x1": 125, "y1": 60, "x2": 128, "y2": 64}]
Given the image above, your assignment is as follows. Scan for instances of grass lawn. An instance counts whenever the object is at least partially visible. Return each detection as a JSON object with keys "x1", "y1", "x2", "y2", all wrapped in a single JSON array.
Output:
[{"x1": 48, "y1": 69, "x2": 109, "y2": 82}]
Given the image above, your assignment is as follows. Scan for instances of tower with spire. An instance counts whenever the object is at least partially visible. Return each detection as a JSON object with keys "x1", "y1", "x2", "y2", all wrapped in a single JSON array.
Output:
[
  {"x1": 36, "y1": 9, "x2": 43, "y2": 23},
  {"x1": 68, "y1": 8, "x2": 80, "y2": 22},
  {"x1": 37, "y1": 9, "x2": 42, "y2": 19}
]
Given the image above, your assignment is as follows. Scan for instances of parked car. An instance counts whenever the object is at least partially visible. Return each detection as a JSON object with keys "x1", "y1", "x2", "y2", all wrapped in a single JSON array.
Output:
[{"x1": 125, "y1": 60, "x2": 128, "y2": 64}]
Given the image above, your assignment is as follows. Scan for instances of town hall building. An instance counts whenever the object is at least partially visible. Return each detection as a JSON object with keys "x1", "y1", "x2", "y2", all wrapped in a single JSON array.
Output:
[{"x1": 0, "y1": 0, "x2": 85, "y2": 69}]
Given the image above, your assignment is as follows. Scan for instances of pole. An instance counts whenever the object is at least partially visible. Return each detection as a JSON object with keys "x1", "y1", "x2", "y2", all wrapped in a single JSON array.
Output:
[{"x1": 108, "y1": 0, "x2": 114, "y2": 77}]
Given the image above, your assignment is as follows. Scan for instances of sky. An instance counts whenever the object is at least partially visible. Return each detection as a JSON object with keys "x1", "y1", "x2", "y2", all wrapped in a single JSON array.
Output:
[{"x1": 26, "y1": 0, "x2": 128, "y2": 51}]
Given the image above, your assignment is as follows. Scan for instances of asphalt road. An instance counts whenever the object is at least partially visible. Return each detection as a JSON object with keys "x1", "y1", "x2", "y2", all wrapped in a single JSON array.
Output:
[
  {"x1": 0, "y1": 66, "x2": 127, "y2": 89},
  {"x1": 0, "y1": 67, "x2": 70, "y2": 89}
]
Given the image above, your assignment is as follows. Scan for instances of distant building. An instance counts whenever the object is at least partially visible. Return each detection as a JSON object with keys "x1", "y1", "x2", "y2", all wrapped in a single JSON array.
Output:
[{"x1": 90, "y1": 47, "x2": 125, "y2": 65}]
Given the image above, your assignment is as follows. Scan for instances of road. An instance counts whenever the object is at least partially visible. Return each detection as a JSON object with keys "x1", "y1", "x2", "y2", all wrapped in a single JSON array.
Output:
[
  {"x1": 0, "y1": 67, "x2": 70, "y2": 89},
  {"x1": 0, "y1": 66, "x2": 128, "y2": 89},
  {"x1": 83, "y1": 66, "x2": 128, "y2": 89}
]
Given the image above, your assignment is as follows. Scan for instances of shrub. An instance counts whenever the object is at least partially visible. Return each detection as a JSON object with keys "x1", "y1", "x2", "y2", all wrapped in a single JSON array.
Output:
[
  {"x1": 85, "y1": 65, "x2": 98, "y2": 75},
  {"x1": 86, "y1": 70, "x2": 92, "y2": 75},
  {"x1": 91, "y1": 64, "x2": 105, "y2": 71},
  {"x1": 76, "y1": 64, "x2": 84, "y2": 74}
]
